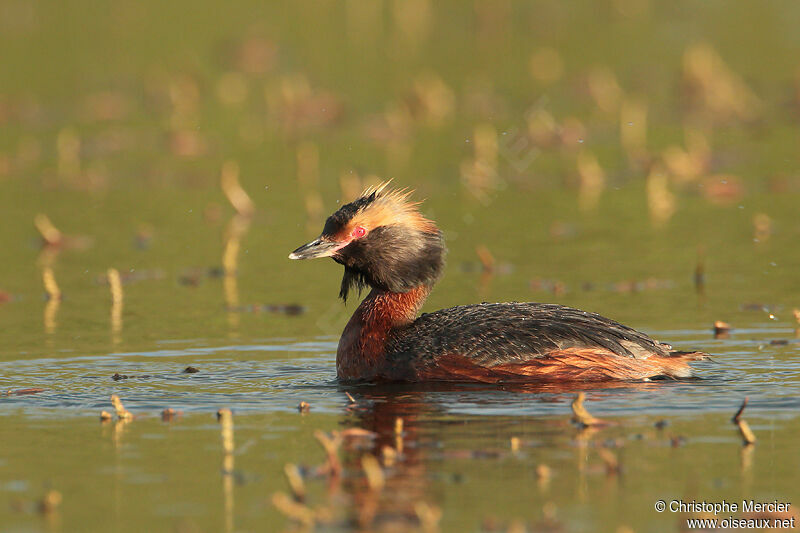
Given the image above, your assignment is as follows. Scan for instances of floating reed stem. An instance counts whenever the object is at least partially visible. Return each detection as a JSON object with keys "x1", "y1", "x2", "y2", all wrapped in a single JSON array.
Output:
[
  {"x1": 576, "y1": 150, "x2": 606, "y2": 212},
  {"x1": 461, "y1": 124, "x2": 499, "y2": 204},
  {"x1": 381, "y1": 445, "x2": 397, "y2": 467},
  {"x1": 107, "y1": 268, "x2": 123, "y2": 305},
  {"x1": 221, "y1": 161, "x2": 255, "y2": 217},
  {"x1": 361, "y1": 454, "x2": 385, "y2": 492},
  {"x1": 37, "y1": 489, "x2": 62, "y2": 515},
  {"x1": 682, "y1": 43, "x2": 762, "y2": 123},
  {"x1": 713, "y1": 321, "x2": 731, "y2": 339},
  {"x1": 223, "y1": 212, "x2": 251, "y2": 276},
  {"x1": 108, "y1": 268, "x2": 123, "y2": 341},
  {"x1": 34, "y1": 214, "x2": 63, "y2": 247},
  {"x1": 222, "y1": 214, "x2": 251, "y2": 333},
  {"x1": 218, "y1": 408, "x2": 235, "y2": 455},
  {"x1": 110, "y1": 394, "x2": 132, "y2": 420},
  {"x1": 222, "y1": 239, "x2": 240, "y2": 280},
  {"x1": 42, "y1": 266, "x2": 60, "y2": 335},
  {"x1": 394, "y1": 416, "x2": 404, "y2": 454},
  {"x1": 409, "y1": 73, "x2": 454, "y2": 127},
  {"x1": 737, "y1": 418, "x2": 756, "y2": 445},
  {"x1": 313, "y1": 430, "x2": 342, "y2": 477},
  {"x1": 732, "y1": 397, "x2": 756, "y2": 445},
  {"x1": 663, "y1": 126, "x2": 710, "y2": 183},
  {"x1": 283, "y1": 463, "x2": 306, "y2": 501},
  {"x1": 44, "y1": 301, "x2": 59, "y2": 336},
  {"x1": 646, "y1": 164, "x2": 676, "y2": 227},
  {"x1": 536, "y1": 464, "x2": 552, "y2": 491},
  {"x1": 571, "y1": 392, "x2": 602, "y2": 427},
  {"x1": 42, "y1": 267, "x2": 61, "y2": 301},
  {"x1": 753, "y1": 213, "x2": 771, "y2": 243},
  {"x1": 272, "y1": 492, "x2": 315, "y2": 527},
  {"x1": 216, "y1": 408, "x2": 235, "y2": 533},
  {"x1": 740, "y1": 441, "x2": 754, "y2": 472},
  {"x1": 597, "y1": 448, "x2": 620, "y2": 475},
  {"x1": 587, "y1": 66, "x2": 622, "y2": 115},
  {"x1": 339, "y1": 171, "x2": 363, "y2": 203},
  {"x1": 161, "y1": 408, "x2": 179, "y2": 422},
  {"x1": 475, "y1": 245, "x2": 495, "y2": 274},
  {"x1": 414, "y1": 501, "x2": 443, "y2": 532}
]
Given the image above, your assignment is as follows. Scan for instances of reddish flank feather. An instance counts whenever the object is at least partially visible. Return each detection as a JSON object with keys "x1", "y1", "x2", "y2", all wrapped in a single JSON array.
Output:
[{"x1": 416, "y1": 350, "x2": 706, "y2": 383}]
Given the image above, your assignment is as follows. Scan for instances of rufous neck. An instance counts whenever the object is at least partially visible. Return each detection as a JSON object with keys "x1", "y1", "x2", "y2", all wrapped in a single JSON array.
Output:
[
  {"x1": 357, "y1": 285, "x2": 431, "y2": 327},
  {"x1": 337, "y1": 284, "x2": 431, "y2": 380}
]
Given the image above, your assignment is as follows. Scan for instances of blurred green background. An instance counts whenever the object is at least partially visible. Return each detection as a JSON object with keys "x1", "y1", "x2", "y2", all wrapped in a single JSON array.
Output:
[
  {"x1": 1, "y1": 1, "x2": 799, "y2": 532},
  {"x1": 2, "y1": 0, "x2": 799, "y2": 341}
]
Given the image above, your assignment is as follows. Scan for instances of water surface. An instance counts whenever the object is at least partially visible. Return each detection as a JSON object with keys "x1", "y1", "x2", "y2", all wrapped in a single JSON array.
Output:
[{"x1": 1, "y1": 1, "x2": 800, "y2": 531}]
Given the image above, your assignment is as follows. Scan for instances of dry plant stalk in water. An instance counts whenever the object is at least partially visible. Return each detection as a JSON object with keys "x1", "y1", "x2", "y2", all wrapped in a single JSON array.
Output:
[
  {"x1": 110, "y1": 394, "x2": 132, "y2": 420},
  {"x1": 221, "y1": 161, "x2": 255, "y2": 218},
  {"x1": 571, "y1": 392, "x2": 603, "y2": 427},
  {"x1": 732, "y1": 397, "x2": 756, "y2": 445}
]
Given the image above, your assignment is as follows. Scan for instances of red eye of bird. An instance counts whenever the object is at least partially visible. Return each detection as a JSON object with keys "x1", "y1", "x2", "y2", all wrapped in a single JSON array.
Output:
[{"x1": 351, "y1": 226, "x2": 366, "y2": 239}]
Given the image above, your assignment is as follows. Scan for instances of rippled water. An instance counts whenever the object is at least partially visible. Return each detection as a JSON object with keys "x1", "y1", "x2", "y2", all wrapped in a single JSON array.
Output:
[
  {"x1": 2, "y1": 236, "x2": 799, "y2": 531},
  {"x1": 2, "y1": 323, "x2": 799, "y2": 532},
  {"x1": 3, "y1": 0, "x2": 800, "y2": 530},
  {"x1": 3, "y1": 326, "x2": 800, "y2": 417},
  {"x1": 0, "y1": 327, "x2": 800, "y2": 416}
]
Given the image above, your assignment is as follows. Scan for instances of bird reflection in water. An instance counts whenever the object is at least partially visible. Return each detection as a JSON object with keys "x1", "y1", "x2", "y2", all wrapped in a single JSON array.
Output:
[{"x1": 278, "y1": 380, "x2": 666, "y2": 530}]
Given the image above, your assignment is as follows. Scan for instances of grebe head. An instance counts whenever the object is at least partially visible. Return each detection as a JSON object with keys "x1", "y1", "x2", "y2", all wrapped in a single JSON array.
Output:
[{"x1": 289, "y1": 182, "x2": 445, "y2": 301}]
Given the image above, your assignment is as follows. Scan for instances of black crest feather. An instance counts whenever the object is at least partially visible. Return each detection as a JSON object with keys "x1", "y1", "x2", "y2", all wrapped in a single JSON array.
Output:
[{"x1": 339, "y1": 266, "x2": 371, "y2": 303}]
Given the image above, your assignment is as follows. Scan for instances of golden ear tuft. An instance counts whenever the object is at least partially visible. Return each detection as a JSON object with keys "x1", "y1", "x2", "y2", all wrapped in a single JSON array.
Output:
[
  {"x1": 359, "y1": 179, "x2": 393, "y2": 199},
  {"x1": 353, "y1": 180, "x2": 437, "y2": 233}
]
